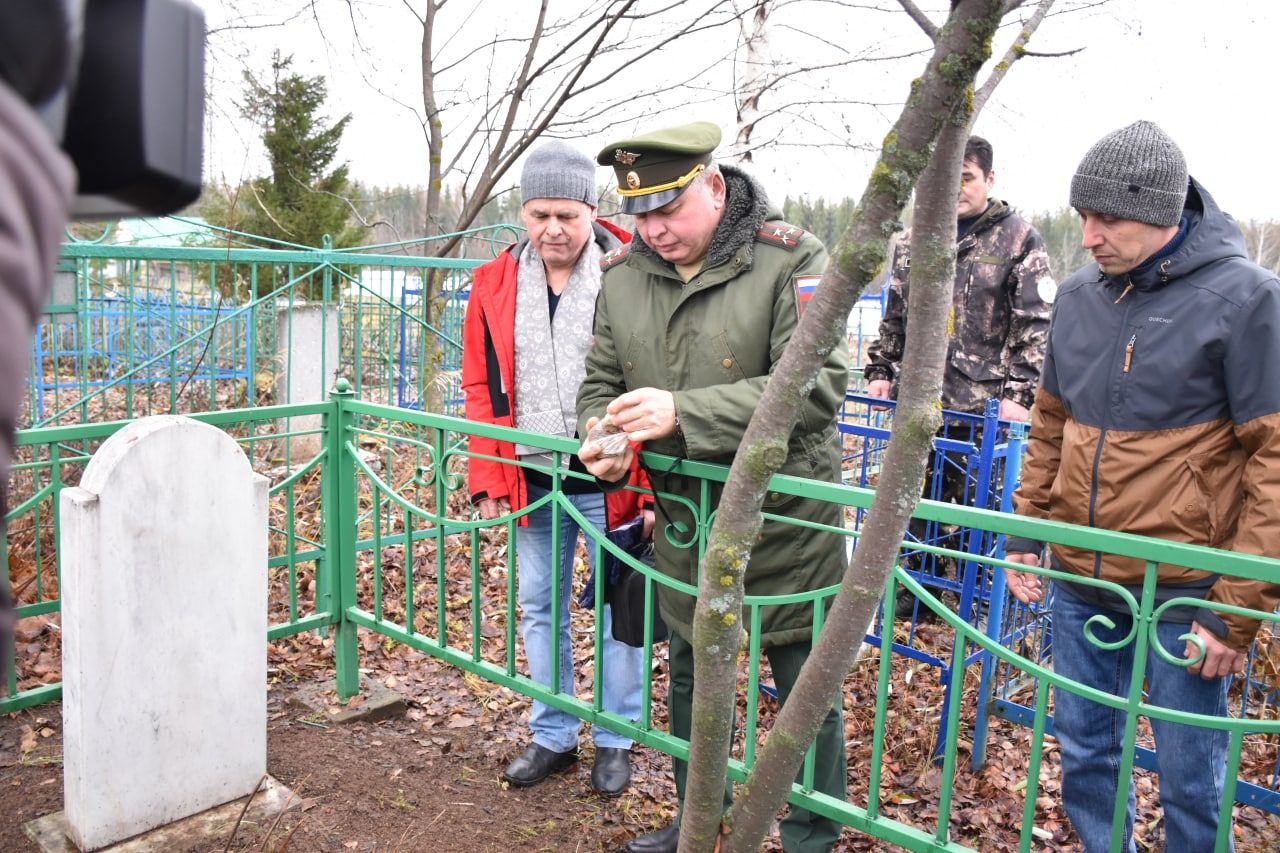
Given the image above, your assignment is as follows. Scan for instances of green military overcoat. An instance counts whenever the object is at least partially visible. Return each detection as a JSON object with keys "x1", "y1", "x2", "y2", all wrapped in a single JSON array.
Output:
[{"x1": 577, "y1": 167, "x2": 849, "y2": 647}]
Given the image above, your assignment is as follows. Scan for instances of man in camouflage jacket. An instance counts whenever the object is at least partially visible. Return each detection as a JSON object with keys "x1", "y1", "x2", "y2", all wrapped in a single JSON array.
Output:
[
  {"x1": 863, "y1": 136, "x2": 1055, "y2": 619},
  {"x1": 863, "y1": 135, "x2": 1054, "y2": 419}
]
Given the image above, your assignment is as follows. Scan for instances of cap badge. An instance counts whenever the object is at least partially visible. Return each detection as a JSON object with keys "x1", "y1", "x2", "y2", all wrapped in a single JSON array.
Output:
[
  {"x1": 615, "y1": 149, "x2": 640, "y2": 165},
  {"x1": 626, "y1": 170, "x2": 641, "y2": 190}
]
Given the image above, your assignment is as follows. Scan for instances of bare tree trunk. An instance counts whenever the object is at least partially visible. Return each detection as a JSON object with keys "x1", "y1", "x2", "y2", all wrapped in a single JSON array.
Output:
[
  {"x1": 724, "y1": 116, "x2": 971, "y2": 853},
  {"x1": 699, "y1": 2, "x2": 1071, "y2": 844},
  {"x1": 421, "y1": 0, "x2": 445, "y2": 241},
  {"x1": 1244, "y1": 218, "x2": 1280, "y2": 273},
  {"x1": 1252, "y1": 220, "x2": 1269, "y2": 267},
  {"x1": 730, "y1": 0, "x2": 773, "y2": 163},
  {"x1": 442, "y1": 0, "x2": 552, "y2": 252},
  {"x1": 419, "y1": 0, "x2": 449, "y2": 412},
  {"x1": 677, "y1": 2, "x2": 1006, "y2": 850}
]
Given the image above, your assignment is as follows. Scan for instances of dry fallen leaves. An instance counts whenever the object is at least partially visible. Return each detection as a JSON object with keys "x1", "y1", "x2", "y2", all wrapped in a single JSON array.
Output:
[{"x1": 19, "y1": 726, "x2": 38, "y2": 757}]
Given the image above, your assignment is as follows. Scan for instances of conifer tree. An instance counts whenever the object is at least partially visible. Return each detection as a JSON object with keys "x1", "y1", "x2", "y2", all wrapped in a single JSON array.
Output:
[{"x1": 203, "y1": 53, "x2": 366, "y2": 300}]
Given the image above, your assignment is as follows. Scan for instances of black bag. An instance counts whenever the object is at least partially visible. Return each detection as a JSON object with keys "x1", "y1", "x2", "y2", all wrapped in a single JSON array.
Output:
[{"x1": 603, "y1": 520, "x2": 668, "y2": 647}]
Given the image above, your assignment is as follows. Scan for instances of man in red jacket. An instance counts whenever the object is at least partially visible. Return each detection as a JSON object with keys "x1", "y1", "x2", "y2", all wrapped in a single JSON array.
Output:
[{"x1": 461, "y1": 141, "x2": 646, "y2": 795}]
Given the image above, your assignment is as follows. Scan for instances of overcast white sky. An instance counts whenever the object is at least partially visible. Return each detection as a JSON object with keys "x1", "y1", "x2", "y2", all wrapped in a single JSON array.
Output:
[
  {"x1": 197, "y1": 0, "x2": 1280, "y2": 222},
  {"x1": 972, "y1": 1, "x2": 1280, "y2": 223}
]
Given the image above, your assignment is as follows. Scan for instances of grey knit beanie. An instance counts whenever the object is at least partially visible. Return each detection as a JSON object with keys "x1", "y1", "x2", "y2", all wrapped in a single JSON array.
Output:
[
  {"x1": 1070, "y1": 121, "x2": 1188, "y2": 227},
  {"x1": 520, "y1": 141, "x2": 598, "y2": 207}
]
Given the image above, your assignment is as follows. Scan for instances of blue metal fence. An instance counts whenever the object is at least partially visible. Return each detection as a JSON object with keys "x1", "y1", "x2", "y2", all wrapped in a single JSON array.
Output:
[
  {"x1": 842, "y1": 394, "x2": 1028, "y2": 755},
  {"x1": 30, "y1": 294, "x2": 252, "y2": 423},
  {"x1": 393, "y1": 280, "x2": 468, "y2": 413}
]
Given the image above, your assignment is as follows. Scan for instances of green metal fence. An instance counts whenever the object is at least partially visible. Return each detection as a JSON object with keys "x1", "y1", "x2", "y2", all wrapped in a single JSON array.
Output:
[
  {"x1": 25, "y1": 220, "x2": 521, "y2": 430},
  {"x1": 3, "y1": 392, "x2": 1278, "y2": 851}
]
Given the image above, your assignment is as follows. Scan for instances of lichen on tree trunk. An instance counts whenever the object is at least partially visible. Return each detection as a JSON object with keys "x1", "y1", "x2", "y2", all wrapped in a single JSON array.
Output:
[{"x1": 676, "y1": 2, "x2": 1004, "y2": 851}]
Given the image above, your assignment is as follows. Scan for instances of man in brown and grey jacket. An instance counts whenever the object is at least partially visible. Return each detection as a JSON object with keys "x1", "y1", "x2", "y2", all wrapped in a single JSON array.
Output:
[{"x1": 1004, "y1": 120, "x2": 1280, "y2": 852}]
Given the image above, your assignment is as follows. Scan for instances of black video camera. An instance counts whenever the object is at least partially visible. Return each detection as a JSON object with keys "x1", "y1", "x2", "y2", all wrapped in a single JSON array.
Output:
[{"x1": 0, "y1": 0, "x2": 205, "y2": 219}]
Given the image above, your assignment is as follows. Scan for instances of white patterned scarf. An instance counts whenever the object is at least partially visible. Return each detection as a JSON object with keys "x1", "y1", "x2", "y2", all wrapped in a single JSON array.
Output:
[{"x1": 513, "y1": 238, "x2": 603, "y2": 457}]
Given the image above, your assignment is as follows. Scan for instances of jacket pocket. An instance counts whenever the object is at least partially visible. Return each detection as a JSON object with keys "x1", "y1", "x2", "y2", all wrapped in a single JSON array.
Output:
[
  {"x1": 620, "y1": 334, "x2": 649, "y2": 389},
  {"x1": 761, "y1": 487, "x2": 802, "y2": 515},
  {"x1": 948, "y1": 349, "x2": 1004, "y2": 383},
  {"x1": 1184, "y1": 455, "x2": 1219, "y2": 545},
  {"x1": 1161, "y1": 455, "x2": 1214, "y2": 545},
  {"x1": 757, "y1": 443, "x2": 818, "y2": 561},
  {"x1": 708, "y1": 331, "x2": 748, "y2": 382}
]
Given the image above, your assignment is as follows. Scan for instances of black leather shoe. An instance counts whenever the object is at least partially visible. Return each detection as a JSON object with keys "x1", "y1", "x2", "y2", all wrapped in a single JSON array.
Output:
[
  {"x1": 590, "y1": 746, "x2": 631, "y2": 795},
  {"x1": 623, "y1": 823, "x2": 678, "y2": 853},
  {"x1": 893, "y1": 587, "x2": 921, "y2": 620},
  {"x1": 502, "y1": 743, "x2": 578, "y2": 787}
]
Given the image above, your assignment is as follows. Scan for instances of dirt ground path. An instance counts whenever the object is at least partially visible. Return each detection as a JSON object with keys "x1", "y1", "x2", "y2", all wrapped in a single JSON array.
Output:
[
  {"x1": 0, "y1": 677, "x2": 681, "y2": 853},
  {"x1": 3, "y1": 651, "x2": 1276, "y2": 852}
]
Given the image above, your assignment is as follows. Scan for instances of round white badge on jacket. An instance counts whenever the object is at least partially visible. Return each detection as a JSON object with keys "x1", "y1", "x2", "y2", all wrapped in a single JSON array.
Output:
[{"x1": 1037, "y1": 275, "x2": 1058, "y2": 304}]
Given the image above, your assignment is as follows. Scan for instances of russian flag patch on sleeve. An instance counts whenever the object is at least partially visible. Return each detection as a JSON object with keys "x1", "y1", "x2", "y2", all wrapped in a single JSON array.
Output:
[{"x1": 793, "y1": 275, "x2": 820, "y2": 317}]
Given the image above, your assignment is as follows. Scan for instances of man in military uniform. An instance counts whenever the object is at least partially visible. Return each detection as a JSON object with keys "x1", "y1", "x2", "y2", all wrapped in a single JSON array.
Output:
[
  {"x1": 863, "y1": 135, "x2": 1055, "y2": 618},
  {"x1": 577, "y1": 122, "x2": 849, "y2": 853}
]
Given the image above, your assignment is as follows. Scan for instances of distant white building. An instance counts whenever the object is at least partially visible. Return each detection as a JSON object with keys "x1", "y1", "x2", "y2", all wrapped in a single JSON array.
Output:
[
  {"x1": 349, "y1": 267, "x2": 426, "y2": 304},
  {"x1": 109, "y1": 216, "x2": 211, "y2": 248},
  {"x1": 96, "y1": 216, "x2": 213, "y2": 290}
]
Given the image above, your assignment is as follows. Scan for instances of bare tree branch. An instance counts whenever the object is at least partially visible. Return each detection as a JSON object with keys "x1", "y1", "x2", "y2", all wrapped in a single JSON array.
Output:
[
  {"x1": 422, "y1": 0, "x2": 446, "y2": 239},
  {"x1": 427, "y1": 1, "x2": 742, "y2": 257},
  {"x1": 971, "y1": 0, "x2": 1056, "y2": 120},
  {"x1": 897, "y1": 0, "x2": 939, "y2": 40},
  {"x1": 1021, "y1": 46, "x2": 1085, "y2": 57},
  {"x1": 245, "y1": 180, "x2": 294, "y2": 237},
  {"x1": 396, "y1": 0, "x2": 424, "y2": 27}
]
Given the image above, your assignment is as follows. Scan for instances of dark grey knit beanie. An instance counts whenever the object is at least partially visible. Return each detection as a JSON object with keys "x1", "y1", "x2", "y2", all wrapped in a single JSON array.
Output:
[
  {"x1": 520, "y1": 141, "x2": 598, "y2": 207},
  {"x1": 1070, "y1": 120, "x2": 1187, "y2": 227}
]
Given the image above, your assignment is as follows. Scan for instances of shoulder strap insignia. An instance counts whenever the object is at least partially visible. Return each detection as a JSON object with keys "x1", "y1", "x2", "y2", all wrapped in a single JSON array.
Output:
[
  {"x1": 755, "y1": 222, "x2": 807, "y2": 251},
  {"x1": 600, "y1": 245, "x2": 631, "y2": 270}
]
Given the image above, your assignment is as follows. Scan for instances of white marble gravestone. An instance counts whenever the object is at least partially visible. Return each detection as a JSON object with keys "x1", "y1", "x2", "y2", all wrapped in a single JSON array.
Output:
[
  {"x1": 274, "y1": 304, "x2": 340, "y2": 459},
  {"x1": 60, "y1": 416, "x2": 268, "y2": 850}
]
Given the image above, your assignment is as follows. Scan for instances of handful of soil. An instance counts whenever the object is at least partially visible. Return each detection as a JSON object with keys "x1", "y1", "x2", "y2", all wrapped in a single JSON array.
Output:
[{"x1": 586, "y1": 414, "x2": 630, "y2": 457}]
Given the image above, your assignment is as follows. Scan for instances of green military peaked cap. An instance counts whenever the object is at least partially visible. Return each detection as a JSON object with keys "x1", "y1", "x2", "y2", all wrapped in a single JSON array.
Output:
[{"x1": 596, "y1": 121, "x2": 722, "y2": 214}]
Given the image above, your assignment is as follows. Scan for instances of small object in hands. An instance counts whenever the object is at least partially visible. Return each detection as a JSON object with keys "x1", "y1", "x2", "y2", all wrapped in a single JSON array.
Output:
[{"x1": 588, "y1": 413, "x2": 631, "y2": 457}]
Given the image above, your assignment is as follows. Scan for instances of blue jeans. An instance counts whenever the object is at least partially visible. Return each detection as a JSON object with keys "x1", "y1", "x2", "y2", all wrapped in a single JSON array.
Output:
[
  {"x1": 516, "y1": 485, "x2": 643, "y2": 752},
  {"x1": 1051, "y1": 584, "x2": 1232, "y2": 853}
]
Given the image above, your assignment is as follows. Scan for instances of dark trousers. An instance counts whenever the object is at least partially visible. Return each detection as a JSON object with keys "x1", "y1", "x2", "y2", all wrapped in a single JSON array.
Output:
[
  {"x1": 667, "y1": 631, "x2": 846, "y2": 853},
  {"x1": 903, "y1": 423, "x2": 984, "y2": 581}
]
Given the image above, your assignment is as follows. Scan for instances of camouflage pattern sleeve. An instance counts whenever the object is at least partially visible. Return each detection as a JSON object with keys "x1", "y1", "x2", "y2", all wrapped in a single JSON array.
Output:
[
  {"x1": 862, "y1": 238, "x2": 909, "y2": 385},
  {"x1": 1001, "y1": 228, "x2": 1055, "y2": 409}
]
